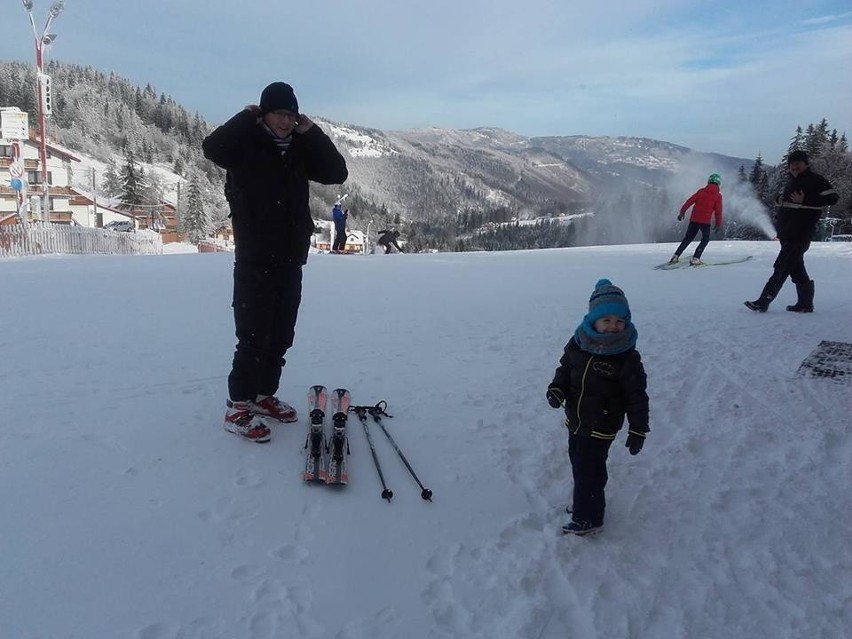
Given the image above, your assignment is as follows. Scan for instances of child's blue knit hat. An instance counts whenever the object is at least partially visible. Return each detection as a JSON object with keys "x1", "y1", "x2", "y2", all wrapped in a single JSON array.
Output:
[{"x1": 586, "y1": 279, "x2": 631, "y2": 323}]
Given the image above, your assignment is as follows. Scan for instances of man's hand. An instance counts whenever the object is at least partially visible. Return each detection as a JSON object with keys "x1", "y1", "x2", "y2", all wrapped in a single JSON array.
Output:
[
  {"x1": 294, "y1": 114, "x2": 314, "y2": 134},
  {"x1": 790, "y1": 190, "x2": 805, "y2": 204}
]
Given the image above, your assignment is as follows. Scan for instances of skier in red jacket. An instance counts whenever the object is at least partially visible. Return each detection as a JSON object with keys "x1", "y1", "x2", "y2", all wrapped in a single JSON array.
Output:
[{"x1": 669, "y1": 173, "x2": 724, "y2": 266}]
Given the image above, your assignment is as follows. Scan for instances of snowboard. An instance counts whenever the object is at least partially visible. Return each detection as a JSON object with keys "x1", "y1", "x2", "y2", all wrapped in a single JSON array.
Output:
[{"x1": 654, "y1": 255, "x2": 753, "y2": 270}]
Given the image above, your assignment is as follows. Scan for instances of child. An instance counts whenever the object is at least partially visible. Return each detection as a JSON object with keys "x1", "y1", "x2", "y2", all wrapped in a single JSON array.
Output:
[
  {"x1": 546, "y1": 279, "x2": 649, "y2": 535},
  {"x1": 669, "y1": 173, "x2": 723, "y2": 266}
]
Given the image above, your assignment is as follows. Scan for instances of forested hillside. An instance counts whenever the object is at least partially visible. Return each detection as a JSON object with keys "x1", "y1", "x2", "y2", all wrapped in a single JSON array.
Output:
[{"x1": 2, "y1": 60, "x2": 850, "y2": 250}]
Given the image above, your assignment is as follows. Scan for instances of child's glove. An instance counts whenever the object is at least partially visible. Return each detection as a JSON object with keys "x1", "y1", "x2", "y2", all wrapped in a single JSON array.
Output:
[
  {"x1": 546, "y1": 386, "x2": 565, "y2": 408},
  {"x1": 625, "y1": 433, "x2": 645, "y2": 455},
  {"x1": 677, "y1": 213, "x2": 684, "y2": 221}
]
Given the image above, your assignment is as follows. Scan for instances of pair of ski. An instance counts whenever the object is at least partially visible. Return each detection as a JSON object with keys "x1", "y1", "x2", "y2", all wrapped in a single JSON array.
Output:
[{"x1": 304, "y1": 385, "x2": 350, "y2": 485}]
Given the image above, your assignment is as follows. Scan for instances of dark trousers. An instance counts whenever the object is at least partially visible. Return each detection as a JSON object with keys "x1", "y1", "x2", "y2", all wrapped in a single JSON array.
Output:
[
  {"x1": 771, "y1": 240, "x2": 811, "y2": 286},
  {"x1": 675, "y1": 222, "x2": 711, "y2": 258},
  {"x1": 756, "y1": 240, "x2": 812, "y2": 304},
  {"x1": 332, "y1": 225, "x2": 347, "y2": 251},
  {"x1": 568, "y1": 432, "x2": 614, "y2": 527},
  {"x1": 228, "y1": 261, "x2": 303, "y2": 402}
]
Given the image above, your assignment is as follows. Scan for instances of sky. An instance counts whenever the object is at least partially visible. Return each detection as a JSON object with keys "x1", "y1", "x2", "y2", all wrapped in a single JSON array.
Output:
[
  {"x1": 1, "y1": 240, "x2": 851, "y2": 638},
  {"x1": 1, "y1": 1, "x2": 851, "y2": 161}
]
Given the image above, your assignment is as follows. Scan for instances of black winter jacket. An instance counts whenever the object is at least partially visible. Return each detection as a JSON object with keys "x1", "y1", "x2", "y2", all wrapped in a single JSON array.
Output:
[
  {"x1": 775, "y1": 168, "x2": 839, "y2": 243},
  {"x1": 550, "y1": 337, "x2": 649, "y2": 440},
  {"x1": 202, "y1": 111, "x2": 348, "y2": 265}
]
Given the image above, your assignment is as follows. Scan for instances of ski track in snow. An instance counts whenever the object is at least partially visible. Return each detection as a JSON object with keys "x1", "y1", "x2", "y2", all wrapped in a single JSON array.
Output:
[{"x1": 1, "y1": 242, "x2": 851, "y2": 638}]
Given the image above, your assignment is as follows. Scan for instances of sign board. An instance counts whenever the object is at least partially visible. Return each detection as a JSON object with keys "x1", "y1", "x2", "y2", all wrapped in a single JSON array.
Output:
[{"x1": 0, "y1": 107, "x2": 29, "y2": 141}]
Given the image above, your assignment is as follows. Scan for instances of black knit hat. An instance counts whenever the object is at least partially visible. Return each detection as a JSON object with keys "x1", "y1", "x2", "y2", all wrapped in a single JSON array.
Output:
[
  {"x1": 259, "y1": 82, "x2": 299, "y2": 115},
  {"x1": 787, "y1": 150, "x2": 809, "y2": 164}
]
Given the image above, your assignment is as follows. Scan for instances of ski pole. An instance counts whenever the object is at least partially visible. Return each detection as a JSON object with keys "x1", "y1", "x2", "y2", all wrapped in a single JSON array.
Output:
[
  {"x1": 350, "y1": 406, "x2": 393, "y2": 502},
  {"x1": 368, "y1": 401, "x2": 433, "y2": 501}
]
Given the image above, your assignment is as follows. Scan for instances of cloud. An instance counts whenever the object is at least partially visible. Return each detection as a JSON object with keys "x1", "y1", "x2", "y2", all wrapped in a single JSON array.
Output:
[{"x1": 1, "y1": 0, "x2": 849, "y2": 160}]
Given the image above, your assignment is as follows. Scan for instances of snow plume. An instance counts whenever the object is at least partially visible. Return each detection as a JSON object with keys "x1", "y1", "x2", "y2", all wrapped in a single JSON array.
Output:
[
  {"x1": 572, "y1": 155, "x2": 775, "y2": 248},
  {"x1": 723, "y1": 179, "x2": 776, "y2": 239},
  {"x1": 572, "y1": 182, "x2": 676, "y2": 247},
  {"x1": 665, "y1": 156, "x2": 776, "y2": 240}
]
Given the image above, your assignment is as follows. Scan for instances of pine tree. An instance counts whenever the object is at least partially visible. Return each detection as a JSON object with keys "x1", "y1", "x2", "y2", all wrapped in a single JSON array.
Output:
[
  {"x1": 119, "y1": 151, "x2": 144, "y2": 209},
  {"x1": 101, "y1": 157, "x2": 122, "y2": 197},
  {"x1": 183, "y1": 176, "x2": 208, "y2": 244},
  {"x1": 748, "y1": 154, "x2": 770, "y2": 203}
]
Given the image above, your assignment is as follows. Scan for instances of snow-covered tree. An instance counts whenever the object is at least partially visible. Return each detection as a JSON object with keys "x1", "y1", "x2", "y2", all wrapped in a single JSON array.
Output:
[
  {"x1": 119, "y1": 151, "x2": 145, "y2": 209},
  {"x1": 182, "y1": 176, "x2": 208, "y2": 243}
]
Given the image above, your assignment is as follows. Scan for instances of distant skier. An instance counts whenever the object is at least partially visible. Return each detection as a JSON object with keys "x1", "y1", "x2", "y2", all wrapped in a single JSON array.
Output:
[
  {"x1": 331, "y1": 203, "x2": 348, "y2": 253},
  {"x1": 546, "y1": 279, "x2": 649, "y2": 536},
  {"x1": 669, "y1": 173, "x2": 723, "y2": 266},
  {"x1": 377, "y1": 229, "x2": 404, "y2": 254},
  {"x1": 745, "y1": 150, "x2": 839, "y2": 313}
]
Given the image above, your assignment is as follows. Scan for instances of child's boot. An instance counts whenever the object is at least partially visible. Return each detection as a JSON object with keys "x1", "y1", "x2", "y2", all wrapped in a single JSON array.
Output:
[{"x1": 561, "y1": 518, "x2": 604, "y2": 536}]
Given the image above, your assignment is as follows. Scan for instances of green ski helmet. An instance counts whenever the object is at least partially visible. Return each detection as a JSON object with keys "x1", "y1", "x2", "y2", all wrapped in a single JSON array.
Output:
[{"x1": 707, "y1": 173, "x2": 722, "y2": 186}]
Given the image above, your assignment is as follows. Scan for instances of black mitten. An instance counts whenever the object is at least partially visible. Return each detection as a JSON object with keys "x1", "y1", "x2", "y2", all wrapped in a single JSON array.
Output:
[
  {"x1": 626, "y1": 433, "x2": 645, "y2": 456},
  {"x1": 546, "y1": 386, "x2": 564, "y2": 408}
]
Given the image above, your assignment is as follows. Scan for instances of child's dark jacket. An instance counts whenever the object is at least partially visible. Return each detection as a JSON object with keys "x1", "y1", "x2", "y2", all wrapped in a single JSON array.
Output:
[{"x1": 550, "y1": 337, "x2": 649, "y2": 440}]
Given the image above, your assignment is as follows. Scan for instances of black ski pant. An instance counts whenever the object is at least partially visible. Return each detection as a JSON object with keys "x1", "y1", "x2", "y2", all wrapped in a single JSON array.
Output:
[
  {"x1": 756, "y1": 240, "x2": 812, "y2": 305},
  {"x1": 228, "y1": 260, "x2": 303, "y2": 402},
  {"x1": 332, "y1": 224, "x2": 347, "y2": 251},
  {"x1": 568, "y1": 432, "x2": 614, "y2": 527},
  {"x1": 675, "y1": 222, "x2": 711, "y2": 259}
]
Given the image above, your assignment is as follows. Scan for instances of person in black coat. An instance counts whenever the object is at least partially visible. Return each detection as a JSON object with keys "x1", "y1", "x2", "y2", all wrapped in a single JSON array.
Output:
[
  {"x1": 377, "y1": 229, "x2": 404, "y2": 254},
  {"x1": 745, "y1": 150, "x2": 839, "y2": 313},
  {"x1": 546, "y1": 279, "x2": 649, "y2": 535},
  {"x1": 203, "y1": 82, "x2": 348, "y2": 442}
]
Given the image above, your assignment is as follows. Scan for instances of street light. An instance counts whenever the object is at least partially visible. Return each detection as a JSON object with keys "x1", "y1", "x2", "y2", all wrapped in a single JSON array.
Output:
[{"x1": 22, "y1": 0, "x2": 65, "y2": 224}]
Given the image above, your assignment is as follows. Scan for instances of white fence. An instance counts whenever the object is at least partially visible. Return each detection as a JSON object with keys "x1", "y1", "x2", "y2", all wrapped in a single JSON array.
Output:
[{"x1": 0, "y1": 223, "x2": 162, "y2": 258}]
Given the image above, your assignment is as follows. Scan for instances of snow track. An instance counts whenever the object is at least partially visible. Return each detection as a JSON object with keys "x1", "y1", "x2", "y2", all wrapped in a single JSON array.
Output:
[{"x1": 1, "y1": 242, "x2": 850, "y2": 638}]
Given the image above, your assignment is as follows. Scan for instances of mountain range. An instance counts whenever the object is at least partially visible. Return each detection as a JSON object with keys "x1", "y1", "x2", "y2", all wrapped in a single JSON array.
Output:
[
  {"x1": 321, "y1": 120, "x2": 753, "y2": 224},
  {"x1": 1, "y1": 60, "x2": 756, "y2": 247}
]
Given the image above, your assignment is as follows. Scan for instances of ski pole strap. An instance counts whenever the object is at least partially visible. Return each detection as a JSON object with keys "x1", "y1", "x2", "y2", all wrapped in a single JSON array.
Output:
[
  {"x1": 368, "y1": 400, "x2": 391, "y2": 418},
  {"x1": 350, "y1": 401, "x2": 391, "y2": 418}
]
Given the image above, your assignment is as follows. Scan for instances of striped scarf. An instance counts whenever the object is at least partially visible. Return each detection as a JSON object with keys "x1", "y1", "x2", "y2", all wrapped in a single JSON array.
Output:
[
  {"x1": 261, "y1": 122, "x2": 292, "y2": 156},
  {"x1": 574, "y1": 319, "x2": 638, "y2": 356}
]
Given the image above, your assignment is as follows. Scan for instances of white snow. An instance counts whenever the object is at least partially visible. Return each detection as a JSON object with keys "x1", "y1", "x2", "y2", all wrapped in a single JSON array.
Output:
[{"x1": 1, "y1": 241, "x2": 851, "y2": 639}]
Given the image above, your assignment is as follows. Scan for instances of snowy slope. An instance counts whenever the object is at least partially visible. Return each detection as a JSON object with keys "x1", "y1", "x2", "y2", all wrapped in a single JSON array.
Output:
[{"x1": 1, "y1": 242, "x2": 851, "y2": 639}]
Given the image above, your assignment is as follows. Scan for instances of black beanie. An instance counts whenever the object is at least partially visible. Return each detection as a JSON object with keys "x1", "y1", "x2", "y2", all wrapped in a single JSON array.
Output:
[
  {"x1": 259, "y1": 82, "x2": 299, "y2": 115},
  {"x1": 787, "y1": 150, "x2": 809, "y2": 164}
]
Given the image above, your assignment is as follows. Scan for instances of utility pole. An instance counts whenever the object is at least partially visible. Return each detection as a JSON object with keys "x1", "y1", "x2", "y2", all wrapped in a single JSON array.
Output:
[{"x1": 22, "y1": 0, "x2": 65, "y2": 224}]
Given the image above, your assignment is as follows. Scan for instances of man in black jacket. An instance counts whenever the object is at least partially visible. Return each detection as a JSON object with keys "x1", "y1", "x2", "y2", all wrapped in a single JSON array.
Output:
[
  {"x1": 377, "y1": 229, "x2": 404, "y2": 254},
  {"x1": 745, "y1": 150, "x2": 838, "y2": 313},
  {"x1": 203, "y1": 82, "x2": 348, "y2": 442}
]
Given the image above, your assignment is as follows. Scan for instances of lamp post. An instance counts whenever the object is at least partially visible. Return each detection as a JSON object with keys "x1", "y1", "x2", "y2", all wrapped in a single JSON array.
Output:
[{"x1": 22, "y1": 0, "x2": 64, "y2": 224}]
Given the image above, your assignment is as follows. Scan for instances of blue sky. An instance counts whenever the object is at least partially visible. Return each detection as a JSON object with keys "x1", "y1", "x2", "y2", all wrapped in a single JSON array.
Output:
[{"x1": 2, "y1": 0, "x2": 850, "y2": 160}]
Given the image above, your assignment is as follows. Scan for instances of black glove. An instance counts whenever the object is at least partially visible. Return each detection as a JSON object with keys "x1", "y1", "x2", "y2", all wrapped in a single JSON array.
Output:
[
  {"x1": 626, "y1": 433, "x2": 644, "y2": 455},
  {"x1": 546, "y1": 386, "x2": 564, "y2": 408},
  {"x1": 677, "y1": 214, "x2": 684, "y2": 221}
]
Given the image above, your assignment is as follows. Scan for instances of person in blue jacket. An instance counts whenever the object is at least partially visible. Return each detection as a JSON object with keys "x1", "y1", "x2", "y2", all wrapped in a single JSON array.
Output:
[{"x1": 331, "y1": 203, "x2": 348, "y2": 253}]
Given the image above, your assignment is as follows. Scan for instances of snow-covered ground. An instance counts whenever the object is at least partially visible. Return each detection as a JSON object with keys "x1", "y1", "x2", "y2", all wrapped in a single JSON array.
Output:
[{"x1": 1, "y1": 241, "x2": 850, "y2": 639}]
